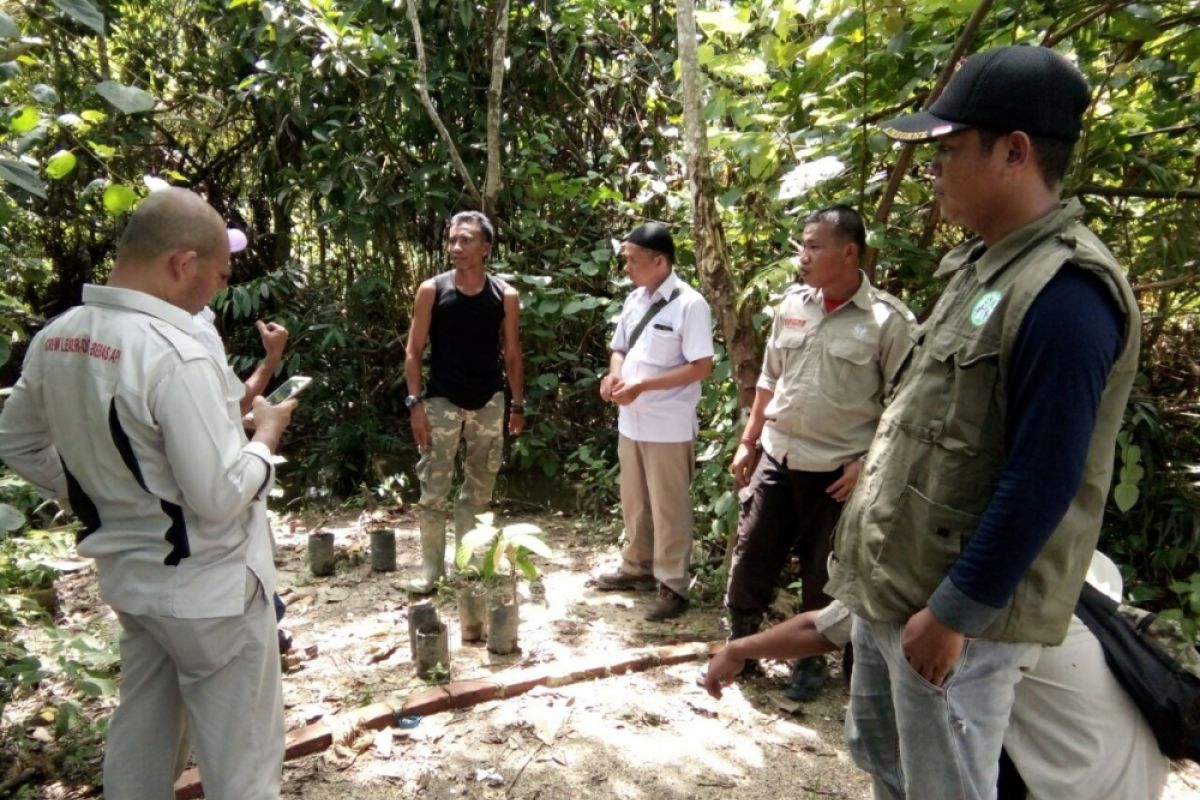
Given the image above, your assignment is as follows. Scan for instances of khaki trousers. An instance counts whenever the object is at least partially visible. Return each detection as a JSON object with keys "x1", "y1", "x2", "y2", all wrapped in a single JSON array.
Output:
[
  {"x1": 103, "y1": 572, "x2": 284, "y2": 800},
  {"x1": 617, "y1": 435, "x2": 695, "y2": 596}
]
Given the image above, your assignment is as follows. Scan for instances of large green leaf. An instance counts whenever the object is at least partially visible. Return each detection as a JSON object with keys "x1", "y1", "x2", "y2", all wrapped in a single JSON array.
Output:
[
  {"x1": 50, "y1": 0, "x2": 105, "y2": 35},
  {"x1": 0, "y1": 158, "x2": 46, "y2": 198},
  {"x1": 45, "y1": 149, "x2": 77, "y2": 179},
  {"x1": 9, "y1": 106, "x2": 39, "y2": 133},
  {"x1": 102, "y1": 184, "x2": 138, "y2": 214},
  {"x1": 95, "y1": 81, "x2": 156, "y2": 114}
]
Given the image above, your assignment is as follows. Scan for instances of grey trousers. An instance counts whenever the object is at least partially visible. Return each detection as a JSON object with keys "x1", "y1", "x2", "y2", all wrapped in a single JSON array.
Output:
[
  {"x1": 103, "y1": 572, "x2": 284, "y2": 800},
  {"x1": 618, "y1": 435, "x2": 695, "y2": 596}
]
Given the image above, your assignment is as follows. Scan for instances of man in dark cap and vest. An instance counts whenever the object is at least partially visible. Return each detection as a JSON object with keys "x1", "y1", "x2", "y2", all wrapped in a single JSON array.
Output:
[
  {"x1": 825, "y1": 45, "x2": 1141, "y2": 798},
  {"x1": 595, "y1": 222, "x2": 714, "y2": 621}
]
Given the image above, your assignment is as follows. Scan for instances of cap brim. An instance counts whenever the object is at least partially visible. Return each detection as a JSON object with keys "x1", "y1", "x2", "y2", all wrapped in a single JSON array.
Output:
[
  {"x1": 227, "y1": 228, "x2": 248, "y2": 253},
  {"x1": 879, "y1": 111, "x2": 971, "y2": 142}
]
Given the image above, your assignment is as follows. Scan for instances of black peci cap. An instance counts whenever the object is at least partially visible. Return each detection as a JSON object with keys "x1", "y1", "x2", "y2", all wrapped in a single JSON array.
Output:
[
  {"x1": 623, "y1": 222, "x2": 675, "y2": 263},
  {"x1": 880, "y1": 45, "x2": 1091, "y2": 143}
]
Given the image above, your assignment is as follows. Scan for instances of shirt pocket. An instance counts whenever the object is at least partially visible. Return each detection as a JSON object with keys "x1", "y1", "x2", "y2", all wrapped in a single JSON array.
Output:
[
  {"x1": 820, "y1": 336, "x2": 879, "y2": 405},
  {"x1": 642, "y1": 327, "x2": 683, "y2": 367},
  {"x1": 920, "y1": 327, "x2": 1001, "y2": 455}
]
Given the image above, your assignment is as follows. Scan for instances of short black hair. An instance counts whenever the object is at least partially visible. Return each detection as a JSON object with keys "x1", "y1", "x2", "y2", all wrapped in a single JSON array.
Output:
[
  {"x1": 449, "y1": 210, "x2": 494, "y2": 243},
  {"x1": 978, "y1": 128, "x2": 1074, "y2": 189},
  {"x1": 804, "y1": 205, "x2": 866, "y2": 257}
]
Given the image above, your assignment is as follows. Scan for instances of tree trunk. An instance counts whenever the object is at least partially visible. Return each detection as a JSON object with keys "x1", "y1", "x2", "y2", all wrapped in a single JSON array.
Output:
[
  {"x1": 483, "y1": 0, "x2": 511, "y2": 219},
  {"x1": 675, "y1": 0, "x2": 759, "y2": 412}
]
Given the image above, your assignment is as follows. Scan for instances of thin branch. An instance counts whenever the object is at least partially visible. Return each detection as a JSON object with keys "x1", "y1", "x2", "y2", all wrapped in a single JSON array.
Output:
[
  {"x1": 1131, "y1": 272, "x2": 1200, "y2": 294},
  {"x1": 1077, "y1": 184, "x2": 1200, "y2": 201},
  {"x1": 1041, "y1": 0, "x2": 1129, "y2": 48},
  {"x1": 484, "y1": 0, "x2": 512, "y2": 216},
  {"x1": 403, "y1": 0, "x2": 483, "y2": 206}
]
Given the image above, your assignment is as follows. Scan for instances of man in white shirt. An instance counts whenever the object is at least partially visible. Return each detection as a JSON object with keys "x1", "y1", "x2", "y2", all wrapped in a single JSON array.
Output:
[
  {"x1": 0, "y1": 188, "x2": 296, "y2": 800},
  {"x1": 596, "y1": 222, "x2": 714, "y2": 621}
]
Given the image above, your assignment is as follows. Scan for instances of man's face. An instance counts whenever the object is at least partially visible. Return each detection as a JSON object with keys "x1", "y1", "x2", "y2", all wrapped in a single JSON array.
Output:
[
  {"x1": 795, "y1": 221, "x2": 854, "y2": 291},
  {"x1": 929, "y1": 128, "x2": 1007, "y2": 231},
  {"x1": 619, "y1": 241, "x2": 665, "y2": 289},
  {"x1": 447, "y1": 222, "x2": 491, "y2": 270}
]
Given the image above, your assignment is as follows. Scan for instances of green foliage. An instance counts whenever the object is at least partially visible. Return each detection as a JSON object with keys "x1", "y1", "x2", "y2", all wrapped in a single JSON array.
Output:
[{"x1": 455, "y1": 513, "x2": 551, "y2": 584}]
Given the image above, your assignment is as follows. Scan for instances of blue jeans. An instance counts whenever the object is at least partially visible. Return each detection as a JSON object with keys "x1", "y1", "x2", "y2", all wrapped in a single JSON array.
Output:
[{"x1": 846, "y1": 615, "x2": 1038, "y2": 800}]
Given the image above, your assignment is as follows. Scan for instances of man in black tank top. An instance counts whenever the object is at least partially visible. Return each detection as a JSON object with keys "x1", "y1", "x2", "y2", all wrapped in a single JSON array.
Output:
[{"x1": 403, "y1": 211, "x2": 525, "y2": 593}]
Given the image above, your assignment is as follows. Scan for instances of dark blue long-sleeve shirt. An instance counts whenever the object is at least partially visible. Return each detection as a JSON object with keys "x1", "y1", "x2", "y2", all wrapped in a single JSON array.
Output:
[{"x1": 927, "y1": 264, "x2": 1125, "y2": 635}]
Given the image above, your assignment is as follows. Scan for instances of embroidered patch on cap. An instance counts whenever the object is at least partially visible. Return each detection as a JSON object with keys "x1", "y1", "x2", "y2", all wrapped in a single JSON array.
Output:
[{"x1": 970, "y1": 290, "x2": 1003, "y2": 326}]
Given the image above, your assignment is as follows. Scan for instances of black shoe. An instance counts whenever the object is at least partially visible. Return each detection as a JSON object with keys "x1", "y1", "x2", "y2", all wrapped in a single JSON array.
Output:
[
  {"x1": 644, "y1": 585, "x2": 689, "y2": 621},
  {"x1": 595, "y1": 571, "x2": 657, "y2": 592},
  {"x1": 784, "y1": 658, "x2": 825, "y2": 702}
]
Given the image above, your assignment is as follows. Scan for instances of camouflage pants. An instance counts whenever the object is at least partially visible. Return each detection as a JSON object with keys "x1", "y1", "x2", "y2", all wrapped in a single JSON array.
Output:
[{"x1": 416, "y1": 392, "x2": 505, "y2": 557}]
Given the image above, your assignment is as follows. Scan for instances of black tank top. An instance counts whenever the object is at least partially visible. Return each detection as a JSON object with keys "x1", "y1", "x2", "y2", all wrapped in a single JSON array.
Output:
[{"x1": 425, "y1": 270, "x2": 506, "y2": 410}]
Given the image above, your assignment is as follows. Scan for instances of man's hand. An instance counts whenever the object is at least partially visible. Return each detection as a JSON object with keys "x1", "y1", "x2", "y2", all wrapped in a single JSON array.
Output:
[
  {"x1": 730, "y1": 442, "x2": 759, "y2": 488},
  {"x1": 508, "y1": 408, "x2": 525, "y2": 437},
  {"x1": 826, "y1": 458, "x2": 864, "y2": 502},
  {"x1": 702, "y1": 645, "x2": 746, "y2": 699},
  {"x1": 410, "y1": 403, "x2": 431, "y2": 449},
  {"x1": 902, "y1": 607, "x2": 965, "y2": 687},
  {"x1": 610, "y1": 377, "x2": 646, "y2": 406},
  {"x1": 250, "y1": 396, "x2": 296, "y2": 452},
  {"x1": 599, "y1": 373, "x2": 618, "y2": 403},
  {"x1": 256, "y1": 320, "x2": 289, "y2": 363}
]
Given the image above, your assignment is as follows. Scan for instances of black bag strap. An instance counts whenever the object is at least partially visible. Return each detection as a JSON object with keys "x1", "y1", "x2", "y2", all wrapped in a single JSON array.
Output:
[{"x1": 626, "y1": 287, "x2": 681, "y2": 351}]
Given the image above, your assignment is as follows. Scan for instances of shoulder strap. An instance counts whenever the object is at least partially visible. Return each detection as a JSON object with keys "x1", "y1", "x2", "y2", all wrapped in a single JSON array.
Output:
[{"x1": 626, "y1": 287, "x2": 681, "y2": 351}]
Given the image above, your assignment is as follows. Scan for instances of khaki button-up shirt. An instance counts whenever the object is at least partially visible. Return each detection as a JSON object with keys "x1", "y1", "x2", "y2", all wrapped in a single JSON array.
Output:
[{"x1": 759, "y1": 272, "x2": 914, "y2": 471}]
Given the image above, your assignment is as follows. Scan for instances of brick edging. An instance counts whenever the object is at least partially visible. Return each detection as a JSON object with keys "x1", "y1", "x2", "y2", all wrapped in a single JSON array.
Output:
[{"x1": 173, "y1": 640, "x2": 717, "y2": 798}]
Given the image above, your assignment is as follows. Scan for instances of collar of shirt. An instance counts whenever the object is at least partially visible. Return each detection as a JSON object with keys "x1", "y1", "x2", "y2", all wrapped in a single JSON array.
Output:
[
  {"x1": 796, "y1": 270, "x2": 874, "y2": 315},
  {"x1": 82, "y1": 284, "x2": 198, "y2": 335},
  {"x1": 935, "y1": 198, "x2": 1084, "y2": 283},
  {"x1": 636, "y1": 270, "x2": 681, "y2": 304}
]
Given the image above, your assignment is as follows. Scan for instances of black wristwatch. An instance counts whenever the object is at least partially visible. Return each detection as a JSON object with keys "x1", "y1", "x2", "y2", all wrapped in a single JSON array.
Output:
[{"x1": 405, "y1": 394, "x2": 423, "y2": 409}]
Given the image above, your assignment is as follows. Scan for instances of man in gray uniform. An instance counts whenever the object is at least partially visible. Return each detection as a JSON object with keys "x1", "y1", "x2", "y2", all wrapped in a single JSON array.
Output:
[
  {"x1": 726, "y1": 205, "x2": 913, "y2": 699},
  {"x1": 0, "y1": 188, "x2": 296, "y2": 800}
]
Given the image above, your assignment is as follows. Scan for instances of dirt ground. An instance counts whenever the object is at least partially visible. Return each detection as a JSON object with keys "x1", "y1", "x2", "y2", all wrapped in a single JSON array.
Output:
[{"x1": 8, "y1": 507, "x2": 1200, "y2": 799}]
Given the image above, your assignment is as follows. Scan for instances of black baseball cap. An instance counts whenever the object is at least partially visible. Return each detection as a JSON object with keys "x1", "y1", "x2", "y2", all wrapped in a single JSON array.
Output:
[
  {"x1": 623, "y1": 222, "x2": 675, "y2": 263},
  {"x1": 880, "y1": 45, "x2": 1091, "y2": 143}
]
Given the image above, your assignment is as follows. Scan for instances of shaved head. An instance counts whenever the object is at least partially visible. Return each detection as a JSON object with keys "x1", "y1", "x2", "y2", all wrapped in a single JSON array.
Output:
[{"x1": 116, "y1": 188, "x2": 227, "y2": 265}]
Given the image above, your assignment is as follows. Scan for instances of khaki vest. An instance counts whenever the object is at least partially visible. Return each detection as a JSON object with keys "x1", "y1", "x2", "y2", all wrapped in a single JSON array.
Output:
[{"x1": 826, "y1": 200, "x2": 1141, "y2": 644}]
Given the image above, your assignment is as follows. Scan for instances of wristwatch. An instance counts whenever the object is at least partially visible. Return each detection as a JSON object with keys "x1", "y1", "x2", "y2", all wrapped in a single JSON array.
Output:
[{"x1": 405, "y1": 394, "x2": 423, "y2": 409}]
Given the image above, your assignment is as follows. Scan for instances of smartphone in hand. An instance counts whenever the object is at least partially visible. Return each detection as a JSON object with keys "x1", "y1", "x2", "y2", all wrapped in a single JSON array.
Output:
[{"x1": 265, "y1": 375, "x2": 312, "y2": 405}]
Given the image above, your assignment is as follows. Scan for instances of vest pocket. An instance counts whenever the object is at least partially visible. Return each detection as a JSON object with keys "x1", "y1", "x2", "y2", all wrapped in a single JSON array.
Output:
[
  {"x1": 873, "y1": 485, "x2": 979, "y2": 610},
  {"x1": 924, "y1": 329, "x2": 1000, "y2": 455}
]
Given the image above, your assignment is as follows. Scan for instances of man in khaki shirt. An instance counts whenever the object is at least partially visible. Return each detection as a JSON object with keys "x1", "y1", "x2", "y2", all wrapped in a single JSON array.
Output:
[{"x1": 726, "y1": 205, "x2": 913, "y2": 700}]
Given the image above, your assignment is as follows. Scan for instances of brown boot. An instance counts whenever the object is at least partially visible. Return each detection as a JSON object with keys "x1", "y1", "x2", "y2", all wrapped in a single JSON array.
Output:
[
  {"x1": 595, "y1": 571, "x2": 657, "y2": 592},
  {"x1": 644, "y1": 584, "x2": 688, "y2": 621}
]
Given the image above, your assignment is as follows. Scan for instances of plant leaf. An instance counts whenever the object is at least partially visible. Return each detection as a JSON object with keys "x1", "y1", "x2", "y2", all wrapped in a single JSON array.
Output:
[
  {"x1": 95, "y1": 80, "x2": 156, "y2": 114},
  {"x1": 0, "y1": 11, "x2": 19, "y2": 38},
  {"x1": 45, "y1": 149, "x2": 76, "y2": 179},
  {"x1": 458, "y1": 526, "x2": 497, "y2": 552},
  {"x1": 50, "y1": 0, "x2": 105, "y2": 35},
  {"x1": 31, "y1": 83, "x2": 59, "y2": 105},
  {"x1": 102, "y1": 183, "x2": 138, "y2": 214},
  {"x1": 1113, "y1": 483, "x2": 1139, "y2": 513},
  {"x1": 506, "y1": 532, "x2": 551, "y2": 558},
  {"x1": 0, "y1": 158, "x2": 47, "y2": 198},
  {"x1": 516, "y1": 555, "x2": 538, "y2": 582},
  {"x1": 0, "y1": 502, "x2": 25, "y2": 532}
]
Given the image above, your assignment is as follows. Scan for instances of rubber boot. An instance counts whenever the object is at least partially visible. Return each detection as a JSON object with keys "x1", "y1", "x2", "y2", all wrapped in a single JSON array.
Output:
[
  {"x1": 406, "y1": 523, "x2": 446, "y2": 594},
  {"x1": 728, "y1": 610, "x2": 764, "y2": 677},
  {"x1": 784, "y1": 657, "x2": 825, "y2": 701}
]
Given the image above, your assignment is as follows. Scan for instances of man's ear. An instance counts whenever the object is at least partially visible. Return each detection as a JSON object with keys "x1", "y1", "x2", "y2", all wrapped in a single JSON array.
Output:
[
  {"x1": 166, "y1": 249, "x2": 198, "y2": 280},
  {"x1": 1006, "y1": 131, "x2": 1034, "y2": 170}
]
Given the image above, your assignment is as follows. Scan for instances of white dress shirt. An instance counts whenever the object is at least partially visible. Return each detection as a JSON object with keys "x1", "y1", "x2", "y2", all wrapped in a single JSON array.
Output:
[
  {"x1": 610, "y1": 272, "x2": 714, "y2": 443},
  {"x1": 0, "y1": 285, "x2": 275, "y2": 618}
]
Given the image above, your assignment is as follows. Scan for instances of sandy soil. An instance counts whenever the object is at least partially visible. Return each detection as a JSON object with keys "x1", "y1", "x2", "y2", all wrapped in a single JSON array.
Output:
[{"x1": 7, "y1": 507, "x2": 1200, "y2": 799}]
